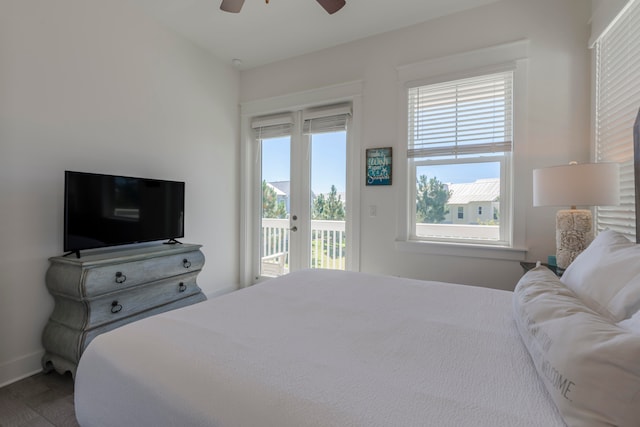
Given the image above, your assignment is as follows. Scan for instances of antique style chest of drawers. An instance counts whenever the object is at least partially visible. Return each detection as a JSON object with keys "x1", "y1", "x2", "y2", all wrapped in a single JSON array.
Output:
[{"x1": 41, "y1": 243, "x2": 207, "y2": 376}]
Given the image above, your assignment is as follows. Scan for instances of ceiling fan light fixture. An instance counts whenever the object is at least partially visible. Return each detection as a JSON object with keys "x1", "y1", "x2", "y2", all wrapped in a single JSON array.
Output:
[
  {"x1": 221, "y1": 0, "x2": 346, "y2": 15},
  {"x1": 220, "y1": 0, "x2": 245, "y2": 13},
  {"x1": 316, "y1": 0, "x2": 346, "y2": 14}
]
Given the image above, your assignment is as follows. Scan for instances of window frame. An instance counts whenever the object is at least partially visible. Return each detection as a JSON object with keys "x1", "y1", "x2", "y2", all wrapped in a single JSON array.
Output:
[{"x1": 395, "y1": 41, "x2": 528, "y2": 260}]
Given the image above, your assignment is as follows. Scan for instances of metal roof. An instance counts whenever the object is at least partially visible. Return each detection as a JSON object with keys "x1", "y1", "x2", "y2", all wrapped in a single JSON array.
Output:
[
  {"x1": 447, "y1": 178, "x2": 500, "y2": 205},
  {"x1": 266, "y1": 182, "x2": 287, "y2": 196}
]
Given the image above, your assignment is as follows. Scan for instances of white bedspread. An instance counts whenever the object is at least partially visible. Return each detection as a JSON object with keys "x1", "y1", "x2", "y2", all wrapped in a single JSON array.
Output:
[{"x1": 75, "y1": 269, "x2": 565, "y2": 427}]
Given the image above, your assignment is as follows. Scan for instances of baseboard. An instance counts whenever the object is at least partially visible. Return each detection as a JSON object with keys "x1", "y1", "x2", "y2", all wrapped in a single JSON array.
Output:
[
  {"x1": 205, "y1": 284, "x2": 237, "y2": 299},
  {"x1": 0, "y1": 286, "x2": 237, "y2": 388},
  {"x1": 0, "y1": 350, "x2": 44, "y2": 388}
]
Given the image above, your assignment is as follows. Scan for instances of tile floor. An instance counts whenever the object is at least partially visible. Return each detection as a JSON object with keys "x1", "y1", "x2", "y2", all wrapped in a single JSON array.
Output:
[{"x1": 0, "y1": 372, "x2": 78, "y2": 427}]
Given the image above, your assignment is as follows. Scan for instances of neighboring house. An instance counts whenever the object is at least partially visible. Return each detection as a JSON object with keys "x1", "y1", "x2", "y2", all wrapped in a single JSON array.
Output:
[
  {"x1": 444, "y1": 178, "x2": 500, "y2": 225},
  {"x1": 269, "y1": 181, "x2": 290, "y2": 199},
  {"x1": 269, "y1": 181, "x2": 327, "y2": 214},
  {"x1": 266, "y1": 181, "x2": 289, "y2": 212}
]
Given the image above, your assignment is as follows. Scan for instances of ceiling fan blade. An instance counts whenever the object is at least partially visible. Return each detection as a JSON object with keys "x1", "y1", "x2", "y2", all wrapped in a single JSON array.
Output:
[
  {"x1": 316, "y1": 0, "x2": 346, "y2": 15},
  {"x1": 220, "y1": 0, "x2": 245, "y2": 13}
]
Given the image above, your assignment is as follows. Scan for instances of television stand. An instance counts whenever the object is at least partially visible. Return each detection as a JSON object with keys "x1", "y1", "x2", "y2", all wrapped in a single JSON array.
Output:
[{"x1": 42, "y1": 243, "x2": 207, "y2": 377}]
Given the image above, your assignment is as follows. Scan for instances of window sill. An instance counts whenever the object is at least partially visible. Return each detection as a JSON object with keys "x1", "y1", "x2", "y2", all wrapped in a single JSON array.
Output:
[{"x1": 395, "y1": 239, "x2": 527, "y2": 261}]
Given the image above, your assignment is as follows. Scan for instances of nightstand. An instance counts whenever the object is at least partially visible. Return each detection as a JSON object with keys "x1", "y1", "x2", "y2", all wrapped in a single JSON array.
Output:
[{"x1": 519, "y1": 261, "x2": 563, "y2": 277}]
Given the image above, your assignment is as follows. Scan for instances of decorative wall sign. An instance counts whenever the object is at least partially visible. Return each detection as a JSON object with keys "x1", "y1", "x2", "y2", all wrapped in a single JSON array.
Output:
[{"x1": 366, "y1": 147, "x2": 392, "y2": 186}]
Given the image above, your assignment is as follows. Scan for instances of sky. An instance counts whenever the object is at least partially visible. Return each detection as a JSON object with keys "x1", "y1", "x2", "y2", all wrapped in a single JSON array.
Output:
[
  {"x1": 262, "y1": 132, "x2": 346, "y2": 194},
  {"x1": 417, "y1": 162, "x2": 500, "y2": 184},
  {"x1": 262, "y1": 132, "x2": 500, "y2": 195}
]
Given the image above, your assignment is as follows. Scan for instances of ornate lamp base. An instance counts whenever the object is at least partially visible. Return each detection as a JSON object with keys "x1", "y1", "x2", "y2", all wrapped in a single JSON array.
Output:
[{"x1": 555, "y1": 209, "x2": 593, "y2": 269}]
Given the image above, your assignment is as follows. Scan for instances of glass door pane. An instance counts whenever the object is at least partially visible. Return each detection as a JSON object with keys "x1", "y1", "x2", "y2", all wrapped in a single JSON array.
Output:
[
  {"x1": 310, "y1": 131, "x2": 347, "y2": 270},
  {"x1": 254, "y1": 108, "x2": 351, "y2": 280},
  {"x1": 260, "y1": 136, "x2": 290, "y2": 277}
]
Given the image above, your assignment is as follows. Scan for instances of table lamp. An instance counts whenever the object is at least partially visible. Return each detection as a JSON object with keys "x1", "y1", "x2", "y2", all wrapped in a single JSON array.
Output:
[{"x1": 533, "y1": 161, "x2": 619, "y2": 269}]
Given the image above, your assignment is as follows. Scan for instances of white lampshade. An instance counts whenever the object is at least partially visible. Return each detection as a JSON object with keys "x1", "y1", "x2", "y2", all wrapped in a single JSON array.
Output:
[
  {"x1": 533, "y1": 162, "x2": 620, "y2": 208},
  {"x1": 532, "y1": 161, "x2": 620, "y2": 270}
]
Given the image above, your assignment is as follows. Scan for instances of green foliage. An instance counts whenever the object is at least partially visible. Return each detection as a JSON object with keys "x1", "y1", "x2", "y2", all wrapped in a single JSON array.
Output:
[
  {"x1": 312, "y1": 185, "x2": 345, "y2": 220},
  {"x1": 312, "y1": 194, "x2": 326, "y2": 219},
  {"x1": 416, "y1": 175, "x2": 451, "y2": 223},
  {"x1": 311, "y1": 185, "x2": 346, "y2": 262},
  {"x1": 476, "y1": 218, "x2": 499, "y2": 225},
  {"x1": 311, "y1": 234, "x2": 346, "y2": 266},
  {"x1": 262, "y1": 181, "x2": 287, "y2": 219}
]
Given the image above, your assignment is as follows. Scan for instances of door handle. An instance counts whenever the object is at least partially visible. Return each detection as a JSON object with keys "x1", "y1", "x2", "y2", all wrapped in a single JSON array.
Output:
[{"x1": 290, "y1": 226, "x2": 298, "y2": 232}]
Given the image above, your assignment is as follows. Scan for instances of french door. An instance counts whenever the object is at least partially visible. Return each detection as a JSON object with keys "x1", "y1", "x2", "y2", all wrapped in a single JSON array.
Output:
[{"x1": 253, "y1": 104, "x2": 351, "y2": 279}]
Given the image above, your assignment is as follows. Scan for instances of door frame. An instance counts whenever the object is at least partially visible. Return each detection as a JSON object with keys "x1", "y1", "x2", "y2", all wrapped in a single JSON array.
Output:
[
  {"x1": 239, "y1": 81, "x2": 363, "y2": 286},
  {"x1": 288, "y1": 110, "x2": 309, "y2": 273}
]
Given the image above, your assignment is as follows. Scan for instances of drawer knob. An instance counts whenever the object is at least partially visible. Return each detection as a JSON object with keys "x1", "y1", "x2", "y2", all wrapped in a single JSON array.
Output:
[
  {"x1": 115, "y1": 272, "x2": 127, "y2": 284},
  {"x1": 178, "y1": 282, "x2": 187, "y2": 293},
  {"x1": 111, "y1": 301, "x2": 123, "y2": 314},
  {"x1": 182, "y1": 259, "x2": 191, "y2": 268}
]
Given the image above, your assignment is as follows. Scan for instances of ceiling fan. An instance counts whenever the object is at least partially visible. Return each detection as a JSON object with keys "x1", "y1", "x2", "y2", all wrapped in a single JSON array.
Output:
[{"x1": 220, "y1": 0, "x2": 346, "y2": 15}]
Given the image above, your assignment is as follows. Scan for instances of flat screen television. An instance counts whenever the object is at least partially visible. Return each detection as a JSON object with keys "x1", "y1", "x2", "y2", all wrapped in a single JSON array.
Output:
[{"x1": 64, "y1": 171, "x2": 185, "y2": 256}]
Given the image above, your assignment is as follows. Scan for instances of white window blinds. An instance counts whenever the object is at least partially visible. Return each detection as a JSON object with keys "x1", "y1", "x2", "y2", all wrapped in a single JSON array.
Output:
[
  {"x1": 252, "y1": 104, "x2": 351, "y2": 138},
  {"x1": 407, "y1": 71, "x2": 513, "y2": 159},
  {"x1": 594, "y1": 0, "x2": 640, "y2": 240},
  {"x1": 251, "y1": 113, "x2": 293, "y2": 139},
  {"x1": 303, "y1": 103, "x2": 351, "y2": 134}
]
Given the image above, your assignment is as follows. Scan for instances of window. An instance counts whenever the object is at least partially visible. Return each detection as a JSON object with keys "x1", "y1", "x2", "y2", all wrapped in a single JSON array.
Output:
[
  {"x1": 407, "y1": 71, "x2": 513, "y2": 245},
  {"x1": 593, "y1": 0, "x2": 640, "y2": 241}
]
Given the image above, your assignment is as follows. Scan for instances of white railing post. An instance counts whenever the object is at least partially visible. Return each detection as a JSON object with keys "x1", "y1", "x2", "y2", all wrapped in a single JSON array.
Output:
[
  {"x1": 309, "y1": 220, "x2": 346, "y2": 270},
  {"x1": 261, "y1": 218, "x2": 346, "y2": 271}
]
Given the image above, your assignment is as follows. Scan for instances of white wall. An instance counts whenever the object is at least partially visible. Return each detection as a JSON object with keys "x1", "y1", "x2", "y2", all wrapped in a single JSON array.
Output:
[
  {"x1": 240, "y1": 0, "x2": 592, "y2": 290},
  {"x1": 590, "y1": 0, "x2": 629, "y2": 46},
  {"x1": 0, "y1": 0, "x2": 239, "y2": 385}
]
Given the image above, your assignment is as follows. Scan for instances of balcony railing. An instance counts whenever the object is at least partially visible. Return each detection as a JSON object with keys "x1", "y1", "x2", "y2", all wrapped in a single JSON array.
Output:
[
  {"x1": 415, "y1": 223, "x2": 499, "y2": 240},
  {"x1": 261, "y1": 218, "x2": 346, "y2": 275}
]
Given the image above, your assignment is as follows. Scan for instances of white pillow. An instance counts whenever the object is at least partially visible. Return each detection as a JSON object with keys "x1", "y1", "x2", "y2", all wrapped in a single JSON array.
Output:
[
  {"x1": 513, "y1": 266, "x2": 640, "y2": 426},
  {"x1": 618, "y1": 310, "x2": 640, "y2": 334},
  {"x1": 561, "y1": 229, "x2": 640, "y2": 321}
]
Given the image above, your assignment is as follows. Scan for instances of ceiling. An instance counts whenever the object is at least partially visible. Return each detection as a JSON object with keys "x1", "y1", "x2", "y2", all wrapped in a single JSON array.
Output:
[{"x1": 132, "y1": 0, "x2": 500, "y2": 70}]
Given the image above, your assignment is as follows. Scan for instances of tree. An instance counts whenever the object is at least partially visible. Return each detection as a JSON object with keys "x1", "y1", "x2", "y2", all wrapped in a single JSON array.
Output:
[
  {"x1": 312, "y1": 193, "x2": 326, "y2": 219},
  {"x1": 262, "y1": 181, "x2": 287, "y2": 219},
  {"x1": 311, "y1": 185, "x2": 346, "y2": 261},
  {"x1": 416, "y1": 175, "x2": 451, "y2": 223},
  {"x1": 312, "y1": 185, "x2": 345, "y2": 220}
]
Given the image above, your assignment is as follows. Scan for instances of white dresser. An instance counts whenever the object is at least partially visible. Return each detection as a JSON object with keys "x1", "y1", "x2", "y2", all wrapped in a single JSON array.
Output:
[{"x1": 42, "y1": 243, "x2": 207, "y2": 376}]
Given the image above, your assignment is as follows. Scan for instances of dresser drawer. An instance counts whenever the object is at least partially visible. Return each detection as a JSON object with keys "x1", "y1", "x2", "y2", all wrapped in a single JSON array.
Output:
[
  {"x1": 83, "y1": 250, "x2": 204, "y2": 297},
  {"x1": 43, "y1": 292, "x2": 206, "y2": 365},
  {"x1": 86, "y1": 272, "x2": 201, "y2": 329},
  {"x1": 82, "y1": 293, "x2": 206, "y2": 354}
]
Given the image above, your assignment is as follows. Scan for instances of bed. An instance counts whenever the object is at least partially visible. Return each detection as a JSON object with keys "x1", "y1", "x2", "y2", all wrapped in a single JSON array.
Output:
[
  {"x1": 74, "y1": 239, "x2": 640, "y2": 427},
  {"x1": 75, "y1": 269, "x2": 559, "y2": 426}
]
